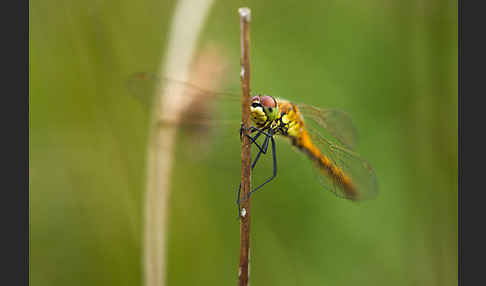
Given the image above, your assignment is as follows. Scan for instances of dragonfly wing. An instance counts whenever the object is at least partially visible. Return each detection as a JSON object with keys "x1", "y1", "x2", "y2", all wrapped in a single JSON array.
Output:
[
  {"x1": 126, "y1": 72, "x2": 159, "y2": 108},
  {"x1": 304, "y1": 124, "x2": 378, "y2": 201},
  {"x1": 296, "y1": 103, "x2": 358, "y2": 150},
  {"x1": 126, "y1": 72, "x2": 241, "y2": 107},
  {"x1": 125, "y1": 72, "x2": 245, "y2": 161},
  {"x1": 125, "y1": 72, "x2": 242, "y2": 127}
]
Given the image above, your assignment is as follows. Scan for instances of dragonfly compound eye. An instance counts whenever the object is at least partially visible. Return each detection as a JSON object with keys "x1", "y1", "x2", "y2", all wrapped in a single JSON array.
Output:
[{"x1": 261, "y1": 95, "x2": 276, "y2": 108}]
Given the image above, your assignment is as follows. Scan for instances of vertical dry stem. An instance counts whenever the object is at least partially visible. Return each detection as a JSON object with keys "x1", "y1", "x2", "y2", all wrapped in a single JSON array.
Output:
[{"x1": 238, "y1": 7, "x2": 252, "y2": 286}]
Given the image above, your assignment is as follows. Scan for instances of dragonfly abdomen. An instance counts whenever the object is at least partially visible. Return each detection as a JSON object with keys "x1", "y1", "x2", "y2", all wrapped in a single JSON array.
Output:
[{"x1": 291, "y1": 129, "x2": 360, "y2": 200}]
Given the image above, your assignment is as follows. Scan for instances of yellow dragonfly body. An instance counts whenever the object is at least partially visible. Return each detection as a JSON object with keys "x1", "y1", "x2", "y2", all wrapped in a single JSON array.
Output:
[
  {"x1": 248, "y1": 95, "x2": 376, "y2": 201},
  {"x1": 127, "y1": 73, "x2": 377, "y2": 202}
]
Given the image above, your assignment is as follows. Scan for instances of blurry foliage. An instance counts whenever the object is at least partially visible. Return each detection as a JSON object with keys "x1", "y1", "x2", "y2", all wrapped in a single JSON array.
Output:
[{"x1": 30, "y1": 0, "x2": 457, "y2": 285}]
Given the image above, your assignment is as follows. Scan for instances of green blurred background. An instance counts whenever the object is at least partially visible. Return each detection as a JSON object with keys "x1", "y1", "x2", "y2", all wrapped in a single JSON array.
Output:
[{"x1": 30, "y1": 0, "x2": 457, "y2": 285}]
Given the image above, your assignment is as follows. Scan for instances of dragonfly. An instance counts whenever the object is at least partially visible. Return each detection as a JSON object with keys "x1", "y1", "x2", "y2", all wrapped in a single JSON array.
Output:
[{"x1": 127, "y1": 72, "x2": 378, "y2": 215}]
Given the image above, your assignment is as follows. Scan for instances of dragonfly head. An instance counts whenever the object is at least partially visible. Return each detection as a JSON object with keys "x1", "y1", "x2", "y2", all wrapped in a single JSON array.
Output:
[{"x1": 250, "y1": 94, "x2": 279, "y2": 125}]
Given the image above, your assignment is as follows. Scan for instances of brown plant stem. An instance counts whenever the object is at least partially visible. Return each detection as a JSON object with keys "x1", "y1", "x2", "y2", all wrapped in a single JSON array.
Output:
[{"x1": 238, "y1": 7, "x2": 252, "y2": 286}]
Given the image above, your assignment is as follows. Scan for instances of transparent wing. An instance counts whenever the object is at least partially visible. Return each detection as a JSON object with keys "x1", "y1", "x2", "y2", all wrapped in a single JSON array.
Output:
[
  {"x1": 304, "y1": 123, "x2": 378, "y2": 201},
  {"x1": 125, "y1": 72, "x2": 245, "y2": 161},
  {"x1": 126, "y1": 72, "x2": 160, "y2": 108},
  {"x1": 125, "y1": 72, "x2": 242, "y2": 127},
  {"x1": 126, "y1": 72, "x2": 241, "y2": 107},
  {"x1": 296, "y1": 102, "x2": 358, "y2": 150}
]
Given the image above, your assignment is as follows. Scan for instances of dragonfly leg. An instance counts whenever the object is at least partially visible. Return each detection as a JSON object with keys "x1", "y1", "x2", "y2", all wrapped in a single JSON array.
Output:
[
  {"x1": 236, "y1": 183, "x2": 242, "y2": 219},
  {"x1": 247, "y1": 126, "x2": 274, "y2": 153},
  {"x1": 240, "y1": 124, "x2": 271, "y2": 153},
  {"x1": 240, "y1": 124, "x2": 273, "y2": 139},
  {"x1": 240, "y1": 124, "x2": 261, "y2": 151},
  {"x1": 236, "y1": 133, "x2": 272, "y2": 218},
  {"x1": 240, "y1": 123, "x2": 264, "y2": 140},
  {"x1": 239, "y1": 135, "x2": 277, "y2": 204},
  {"x1": 247, "y1": 130, "x2": 265, "y2": 153},
  {"x1": 251, "y1": 132, "x2": 271, "y2": 169},
  {"x1": 249, "y1": 126, "x2": 273, "y2": 137}
]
